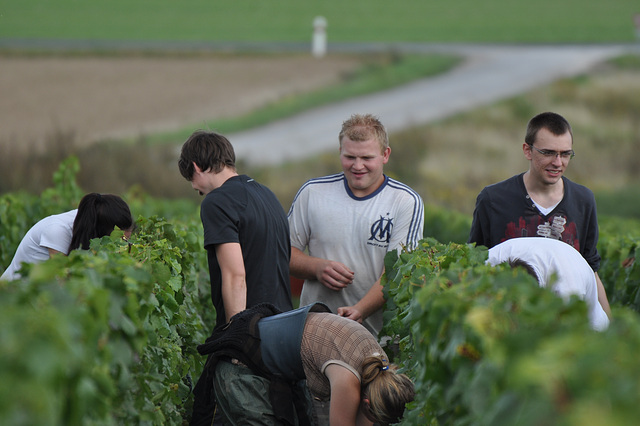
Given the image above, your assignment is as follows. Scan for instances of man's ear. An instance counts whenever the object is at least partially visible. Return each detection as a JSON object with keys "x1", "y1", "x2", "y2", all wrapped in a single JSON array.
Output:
[
  {"x1": 523, "y1": 143, "x2": 533, "y2": 160},
  {"x1": 193, "y1": 162, "x2": 204, "y2": 174},
  {"x1": 382, "y1": 146, "x2": 391, "y2": 164}
]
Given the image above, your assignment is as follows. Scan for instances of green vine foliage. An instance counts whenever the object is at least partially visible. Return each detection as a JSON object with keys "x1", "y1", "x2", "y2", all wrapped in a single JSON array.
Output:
[
  {"x1": 0, "y1": 156, "x2": 84, "y2": 268},
  {"x1": 384, "y1": 238, "x2": 640, "y2": 426},
  {"x1": 3, "y1": 158, "x2": 640, "y2": 425},
  {"x1": 0, "y1": 158, "x2": 212, "y2": 424},
  {"x1": 598, "y1": 232, "x2": 640, "y2": 310},
  {"x1": 1, "y1": 218, "x2": 212, "y2": 424}
]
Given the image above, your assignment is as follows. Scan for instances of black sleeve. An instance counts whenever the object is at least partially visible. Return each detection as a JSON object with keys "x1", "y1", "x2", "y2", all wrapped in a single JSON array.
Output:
[{"x1": 468, "y1": 188, "x2": 489, "y2": 246}]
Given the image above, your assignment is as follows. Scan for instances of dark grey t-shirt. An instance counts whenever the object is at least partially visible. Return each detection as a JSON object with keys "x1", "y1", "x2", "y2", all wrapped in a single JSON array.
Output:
[{"x1": 201, "y1": 175, "x2": 293, "y2": 329}]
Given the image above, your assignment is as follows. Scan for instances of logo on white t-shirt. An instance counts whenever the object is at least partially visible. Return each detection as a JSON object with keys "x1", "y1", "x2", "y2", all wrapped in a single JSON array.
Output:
[{"x1": 369, "y1": 213, "x2": 393, "y2": 246}]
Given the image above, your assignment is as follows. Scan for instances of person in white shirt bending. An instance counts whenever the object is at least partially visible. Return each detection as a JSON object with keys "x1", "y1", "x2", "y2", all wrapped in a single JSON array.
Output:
[
  {"x1": 487, "y1": 236, "x2": 610, "y2": 331},
  {"x1": 1, "y1": 193, "x2": 133, "y2": 281}
]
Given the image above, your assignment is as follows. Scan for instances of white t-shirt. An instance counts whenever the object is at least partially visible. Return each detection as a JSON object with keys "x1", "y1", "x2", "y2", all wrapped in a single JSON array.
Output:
[
  {"x1": 487, "y1": 237, "x2": 609, "y2": 331},
  {"x1": 288, "y1": 173, "x2": 424, "y2": 336},
  {"x1": 1, "y1": 209, "x2": 77, "y2": 281}
]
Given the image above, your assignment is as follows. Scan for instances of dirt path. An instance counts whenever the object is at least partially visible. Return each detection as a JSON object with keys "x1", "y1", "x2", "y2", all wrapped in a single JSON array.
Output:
[
  {"x1": 228, "y1": 44, "x2": 633, "y2": 165},
  {"x1": 0, "y1": 54, "x2": 363, "y2": 150}
]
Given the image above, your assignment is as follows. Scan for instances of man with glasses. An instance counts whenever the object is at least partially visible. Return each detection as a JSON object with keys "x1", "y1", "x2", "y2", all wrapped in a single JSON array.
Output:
[{"x1": 469, "y1": 111, "x2": 611, "y2": 317}]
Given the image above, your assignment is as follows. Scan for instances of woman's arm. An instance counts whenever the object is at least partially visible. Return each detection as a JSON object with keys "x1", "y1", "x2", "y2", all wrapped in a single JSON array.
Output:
[
  {"x1": 47, "y1": 248, "x2": 65, "y2": 257},
  {"x1": 325, "y1": 364, "x2": 373, "y2": 426}
]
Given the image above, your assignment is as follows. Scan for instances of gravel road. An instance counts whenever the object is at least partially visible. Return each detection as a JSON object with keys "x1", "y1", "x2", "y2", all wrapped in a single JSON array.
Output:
[
  {"x1": 229, "y1": 43, "x2": 639, "y2": 165},
  {"x1": 2, "y1": 40, "x2": 637, "y2": 165}
]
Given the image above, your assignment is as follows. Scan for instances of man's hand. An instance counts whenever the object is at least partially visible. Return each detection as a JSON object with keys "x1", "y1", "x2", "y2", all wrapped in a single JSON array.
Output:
[
  {"x1": 316, "y1": 260, "x2": 355, "y2": 291},
  {"x1": 290, "y1": 247, "x2": 354, "y2": 290},
  {"x1": 337, "y1": 306, "x2": 363, "y2": 323},
  {"x1": 337, "y1": 278, "x2": 386, "y2": 325}
]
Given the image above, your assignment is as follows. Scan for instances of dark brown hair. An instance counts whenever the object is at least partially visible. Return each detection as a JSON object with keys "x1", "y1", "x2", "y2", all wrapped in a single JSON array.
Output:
[
  {"x1": 525, "y1": 112, "x2": 573, "y2": 146},
  {"x1": 178, "y1": 130, "x2": 236, "y2": 181},
  {"x1": 509, "y1": 258, "x2": 540, "y2": 283}
]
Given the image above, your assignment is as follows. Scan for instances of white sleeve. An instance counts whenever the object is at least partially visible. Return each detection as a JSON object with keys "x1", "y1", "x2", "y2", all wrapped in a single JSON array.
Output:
[
  {"x1": 583, "y1": 272, "x2": 609, "y2": 331},
  {"x1": 40, "y1": 217, "x2": 74, "y2": 254},
  {"x1": 388, "y1": 192, "x2": 424, "y2": 252},
  {"x1": 288, "y1": 186, "x2": 311, "y2": 252}
]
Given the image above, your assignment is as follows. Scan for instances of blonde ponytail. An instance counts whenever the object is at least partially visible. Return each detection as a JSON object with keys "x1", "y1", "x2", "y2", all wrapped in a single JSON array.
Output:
[{"x1": 361, "y1": 354, "x2": 415, "y2": 425}]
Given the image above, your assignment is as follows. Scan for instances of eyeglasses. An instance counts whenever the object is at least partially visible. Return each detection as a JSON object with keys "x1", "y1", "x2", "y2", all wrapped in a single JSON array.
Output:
[{"x1": 528, "y1": 144, "x2": 575, "y2": 160}]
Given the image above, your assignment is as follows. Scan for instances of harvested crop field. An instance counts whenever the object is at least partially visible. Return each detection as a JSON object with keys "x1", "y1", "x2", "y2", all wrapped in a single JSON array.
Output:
[{"x1": 0, "y1": 54, "x2": 363, "y2": 151}]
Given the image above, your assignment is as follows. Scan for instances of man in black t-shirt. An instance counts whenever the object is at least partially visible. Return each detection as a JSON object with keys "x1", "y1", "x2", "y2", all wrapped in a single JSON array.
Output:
[{"x1": 178, "y1": 130, "x2": 293, "y2": 425}]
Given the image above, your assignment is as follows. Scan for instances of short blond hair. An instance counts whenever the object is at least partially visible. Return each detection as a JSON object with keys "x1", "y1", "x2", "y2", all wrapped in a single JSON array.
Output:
[{"x1": 339, "y1": 113, "x2": 389, "y2": 153}]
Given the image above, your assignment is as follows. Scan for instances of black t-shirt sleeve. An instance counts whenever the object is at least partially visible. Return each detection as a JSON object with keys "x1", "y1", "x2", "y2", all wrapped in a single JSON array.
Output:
[
  {"x1": 201, "y1": 193, "x2": 240, "y2": 249},
  {"x1": 469, "y1": 188, "x2": 490, "y2": 246},
  {"x1": 571, "y1": 184, "x2": 601, "y2": 271}
]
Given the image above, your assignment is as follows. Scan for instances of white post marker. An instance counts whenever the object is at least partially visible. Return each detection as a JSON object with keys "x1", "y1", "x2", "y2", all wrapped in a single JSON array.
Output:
[{"x1": 312, "y1": 16, "x2": 327, "y2": 58}]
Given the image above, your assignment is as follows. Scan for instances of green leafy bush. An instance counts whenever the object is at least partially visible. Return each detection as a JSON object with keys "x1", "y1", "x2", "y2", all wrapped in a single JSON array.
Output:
[
  {"x1": 0, "y1": 157, "x2": 84, "y2": 268},
  {"x1": 598, "y1": 233, "x2": 640, "y2": 309},
  {"x1": 0, "y1": 159, "x2": 212, "y2": 424},
  {"x1": 383, "y1": 238, "x2": 640, "y2": 425},
  {"x1": 424, "y1": 204, "x2": 473, "y2": 244},
  {"x1": 3, "y1": 157, "x2": 640, "y2": 425},
  {"x1": 0, "y1": 216, "x2": 211, "y2": 424}
]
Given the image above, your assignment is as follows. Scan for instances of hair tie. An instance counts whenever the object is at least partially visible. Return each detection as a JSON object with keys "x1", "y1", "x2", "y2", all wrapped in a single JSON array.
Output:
[{"x1": 380, "y1": 365, "x2": 389, "y2": 371}]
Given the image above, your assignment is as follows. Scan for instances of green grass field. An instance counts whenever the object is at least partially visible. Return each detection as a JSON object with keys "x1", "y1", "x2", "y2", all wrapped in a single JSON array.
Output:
[{"x1": 1, "y1": 0, "x2": 639, "y2": 43}]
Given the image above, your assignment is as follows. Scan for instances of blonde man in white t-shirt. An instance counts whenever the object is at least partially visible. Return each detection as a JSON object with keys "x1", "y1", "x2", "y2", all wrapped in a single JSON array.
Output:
[{"x1": 288, "y1": 113, "x2": 424, "y2": 337}]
